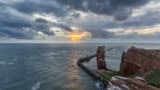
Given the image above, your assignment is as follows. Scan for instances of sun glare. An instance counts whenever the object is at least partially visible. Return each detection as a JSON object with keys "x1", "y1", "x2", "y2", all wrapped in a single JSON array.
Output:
[{"x1": 67, "y1": 31, "x2": 85, "y2": 42}]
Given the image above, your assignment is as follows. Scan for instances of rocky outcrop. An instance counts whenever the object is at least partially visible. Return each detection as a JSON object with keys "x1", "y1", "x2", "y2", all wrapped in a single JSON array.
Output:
[
  {"x1": 107, "y1": 76, "x2": 160, "y2": 90},
  {"x1": 120, "y1": 46, "x2": 160, "y2": 76},
  {"x1": 96, "y1": 46, "x2": 107, "y2": 70}
]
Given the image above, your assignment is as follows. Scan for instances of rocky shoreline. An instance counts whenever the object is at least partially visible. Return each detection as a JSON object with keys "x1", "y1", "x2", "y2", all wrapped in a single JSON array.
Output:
[{"x1": 77, "y1": 46, "x2": 160, "y2": 90}]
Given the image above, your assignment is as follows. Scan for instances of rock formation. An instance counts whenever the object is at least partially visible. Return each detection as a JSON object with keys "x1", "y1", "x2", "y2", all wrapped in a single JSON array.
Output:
[
  {"x1": 96, "y1": 46, "x2": 107, "y2": 70},
  {"x1": 78, "y1": 46, "x2": 160, "y2": 90},
  {"x1": 120, "y1": 46, "x2": 160, "y2": 76},
  {"x1": 107, "y1": 76, "x2": 160, "y2": 90}
]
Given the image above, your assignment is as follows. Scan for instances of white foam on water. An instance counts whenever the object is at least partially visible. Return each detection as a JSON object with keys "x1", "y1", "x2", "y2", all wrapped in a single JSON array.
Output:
[
  {"x1": 0, "y1": 61, "x2": 14, "y2": 65},
  {"x1": 50, "y1": 52, "x2": 58, "y2": 55},
  {"x1": 42, "y1": 52, "x2": 58, "y2": 56},
  {"x1": 107, "y1": 48, "x2": 115, "y2": 52},
  {"x1": 0, "y1": 61, "x2": 6, "y2": 65},
  {"x1": 31, "y1": 82, "x2": 40, "y2": 90},
  {"x1": 60, "y1": 50, "x2": 66, "y2": 53},
  {"x1": 13, "y1": 57, "x2": 18, "y2": 61},
  {"x1": 95, "y1": 81, "x2": 105, "y2": 90},
  {"x1": 8, "y1": 62, "x2": 14, "y2": 65}
]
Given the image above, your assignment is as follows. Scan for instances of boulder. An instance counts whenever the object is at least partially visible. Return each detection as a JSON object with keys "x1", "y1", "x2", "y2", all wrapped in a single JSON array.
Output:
[{"x1": 120, "y1": 46, "x2": 160, "y2": 76}]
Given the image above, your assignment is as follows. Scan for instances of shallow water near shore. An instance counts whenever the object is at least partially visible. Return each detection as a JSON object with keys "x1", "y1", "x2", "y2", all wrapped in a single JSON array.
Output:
[{"x1": 0, "y1": 43, "x2": 160, "y2": 90}]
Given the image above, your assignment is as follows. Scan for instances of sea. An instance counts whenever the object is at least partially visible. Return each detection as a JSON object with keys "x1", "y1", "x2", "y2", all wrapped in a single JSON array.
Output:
[{"x1": 0, "y1": 43, "x2": 160, "y2": 90}]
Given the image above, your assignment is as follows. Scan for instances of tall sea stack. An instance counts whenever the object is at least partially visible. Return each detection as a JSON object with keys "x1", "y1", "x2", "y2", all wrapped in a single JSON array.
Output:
[{"x1": 96, "y1": 46, "x2": 107, "y2": 70}]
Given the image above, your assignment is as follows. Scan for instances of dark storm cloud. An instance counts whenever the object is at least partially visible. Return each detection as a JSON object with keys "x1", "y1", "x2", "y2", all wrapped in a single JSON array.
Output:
[
  {"x1": 0, "y1": 0, "x2": 71, "y2": 40},
  {"x1": 56, "y1": 0, "x2": 149, "y2": 21},
  {"x1": 0, "y1": 0, "x2": 158, "y2": 40},
  {"x1": 33, "y1": 23, "x2": 54, "y2": 36},
  {"x1": 78, "y1": 10, "x2": 160, "y2": 32},
  {"x1": 71, "y1": 12, "x2": 80, "y2": 18},
  {"x1": 0, "y1": 10, "x2": 31, "y2": 29},
  {"x1": 34, "y1": 18, "x2": 55, "y2": 35},
  {"x1": 86, "y1": 29, "x2": 115, "y2": 38},
  {"x1": 0, "y1": 18, "x2": 31, "y2": 29},
  {"x1": 34, "y1": 18, "x2": 72, "y2": 35},
  {"x1": 35, "y1": 18, "x2": 72, "y2": 31},
  {"x1": 35, "y1": 18, "x2": 48, "y2": 23},
  {"x1": 12, "y1": 0, "x2": 68, "y2": 17},
  {"x1": 0, "y1": 8, "x2": 33, "y2": 39},
  {"x1": 0, "y1": 27, "x2": 33, "y2": 39},
  {"x1": 120, "y1": 11, "x2": 160, "y2": 28},
  {"x1": 0, "y1": 7, "x2": 53, "y2": 39},
  {"x1": 53, "y1": 23, "x2": 73, "y2": 31}
]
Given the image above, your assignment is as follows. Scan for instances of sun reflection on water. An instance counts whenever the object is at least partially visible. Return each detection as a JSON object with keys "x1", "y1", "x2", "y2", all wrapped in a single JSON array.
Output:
[{"x1": 64, "y1": 49, "x2": 85, "y2": 89}]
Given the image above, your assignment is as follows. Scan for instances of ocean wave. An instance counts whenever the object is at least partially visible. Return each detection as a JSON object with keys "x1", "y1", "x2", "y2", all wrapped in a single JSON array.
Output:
[
  {"x1": 49, "y1": 52, "x2": 58, "y2": 55},
  {"x1": 60, "y1": 50, "x2": 66, "y2": 53},
  {"x1": 0, "y1": 61, "x2": 6, "y2": 65},
  {"x1": 0, "y1": 61, "x2": 14, "y2": 65},
  {"x1": 13, "y1": 57, "x2": 18, "y2": 61},
  {"x1": 8, "y1": 62, "x2": 14, "y2": 65},
  {"x1": 106, "y1": 48, "x2": 115, "y2": 52},
  {"x1": 42, "y1": 52, "x2": 58, "y2": 56},
  {"x1": 95, "y1": 81, "x2": 105, "y2": 90},
  {"x1": 31, "y1": 82, "x2": 40, "y2": 90}
]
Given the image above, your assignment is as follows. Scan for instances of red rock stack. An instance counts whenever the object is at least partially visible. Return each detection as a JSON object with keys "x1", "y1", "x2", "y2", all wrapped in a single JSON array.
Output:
[{"x1": 96, "y1": 46, "x2": 107, "y2": 70}]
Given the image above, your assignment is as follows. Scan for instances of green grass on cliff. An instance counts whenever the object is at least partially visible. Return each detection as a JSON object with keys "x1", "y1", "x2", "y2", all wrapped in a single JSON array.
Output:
[
  {"x1": 97, "y1": 71, "x2": 119, "y2": 81},
  {"x1": 145, "y1": 69, "x2": 160, "y2": 88}
]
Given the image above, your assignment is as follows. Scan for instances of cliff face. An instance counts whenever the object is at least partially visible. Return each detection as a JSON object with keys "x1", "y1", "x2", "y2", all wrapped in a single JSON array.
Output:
[{"x1": 120, "y1": 47, "x2": 160, "y2": 76}]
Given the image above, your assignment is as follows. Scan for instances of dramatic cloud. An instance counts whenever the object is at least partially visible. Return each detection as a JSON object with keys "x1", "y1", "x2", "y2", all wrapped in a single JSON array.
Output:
[
  {"x1": 121, "y1": 11, "x2": 160, "y2": 28},
  {"x1": 56, "y1": 0, "x2": 149, "y2": 21},
  {"x1": 0, "y1": 0, "x2": 160, "y2": 43},
  {"x1": 86, "y1": 29, "x2": 115, "y2": 39},
  {"x1": 0, "y1": 4, "x2": 32, "y2": 39},
  {"x1": 11, "y1": 0, "x2": 69, "y2": 17}
]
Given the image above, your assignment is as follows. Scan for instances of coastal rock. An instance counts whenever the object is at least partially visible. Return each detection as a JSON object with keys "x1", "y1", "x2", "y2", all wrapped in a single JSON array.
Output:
[
  {"x1": 120, "y1": 47, "x2": 160, "y2": 76},
  {"x1": 107, "y1": 76, "x2": 160, "y2": 90},
  {"x1": 96, "y1": 46, "x2": 107, "y2": 70}
]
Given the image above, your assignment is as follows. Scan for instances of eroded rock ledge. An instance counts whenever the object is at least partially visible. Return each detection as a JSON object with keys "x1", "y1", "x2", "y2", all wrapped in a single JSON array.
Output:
[{"x1": 107, "y1": 76, "x2": 159, "y2": 90}]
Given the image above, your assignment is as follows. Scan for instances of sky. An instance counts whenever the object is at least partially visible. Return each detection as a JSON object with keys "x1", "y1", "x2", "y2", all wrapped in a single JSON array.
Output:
[{"x1": 0, "y1": 0, "x2": 160, "y2": 43}]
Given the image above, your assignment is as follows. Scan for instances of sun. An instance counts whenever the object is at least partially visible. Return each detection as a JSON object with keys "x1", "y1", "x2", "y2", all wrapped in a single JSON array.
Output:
[{"x1": 67, "y1": 31, "x2": 85, "y2": 42}]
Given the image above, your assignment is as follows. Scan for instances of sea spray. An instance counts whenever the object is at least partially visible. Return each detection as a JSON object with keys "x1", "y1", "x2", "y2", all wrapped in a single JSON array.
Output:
[{"x1": 31, "y1": 82, "x2": 40, "y2": 90}]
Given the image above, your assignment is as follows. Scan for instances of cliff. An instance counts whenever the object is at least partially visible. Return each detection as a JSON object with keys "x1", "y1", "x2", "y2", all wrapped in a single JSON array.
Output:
[
  {"x1": 120, "y1": 46, "x2": 160, "y2": 76},
  {"x1": 107, "y1": 46, "x2": 160, "y2": 89}
]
